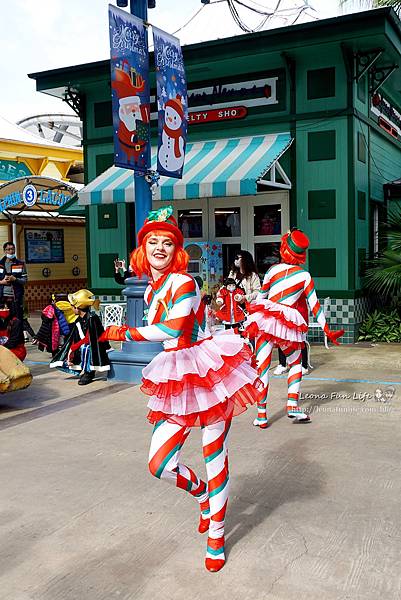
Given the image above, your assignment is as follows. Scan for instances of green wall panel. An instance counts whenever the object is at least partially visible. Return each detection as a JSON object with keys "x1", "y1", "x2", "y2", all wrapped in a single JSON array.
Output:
[
  {"x1": 358, "y1": 248, "x2": 367, "y2": 277},
  {"x1": 96, "y1": 153, "x2": 114, "y2": 177},
  {"x1": 295, "y1": 45, "x2": 347, "y2": 115},
  {"x1": 308, "y1": 248, "x2": 336, "y2": 277},
  {"x1": 87, "y1": 203, "x2": 128, "y2": 289},
  {"x1": 308, "y1": 190, "x2": 336, "y2": 219},
  {"x1": 370, "y1": 130, "x2": 401, "y2": 202},
  {"x1": 307, "y1": 67, "x2": 336, "y2": 100},
  {"x1": 98, "y1": 205, "x2": 118, "y2": 229},
  {"x1": 94, "y1": 101, "x2": 112, "y2": 128},
  {"x1": 357, "y1": 132, "x2": 366, "y2": 163},
  {"x1": 308, "y1": 130, "x2": 336, "y2": 161},
  {"x1": 99, "y1": 253, "x2": 118, "y2": 278},
  {"x1": 297, "y1": 117, "x2": 348, "y2": 290},
  {"x1": 357, "y1": 190, "x2": 366, "y2": 220}
]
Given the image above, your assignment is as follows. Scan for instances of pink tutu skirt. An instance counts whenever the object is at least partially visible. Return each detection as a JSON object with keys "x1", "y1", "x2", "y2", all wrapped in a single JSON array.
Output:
[
  {"x1": 141, "y1": 331, "x2": 263, "y2": 427},
  {"x1": 244, "y1": 299, "x2": 308, "y2": 350}
]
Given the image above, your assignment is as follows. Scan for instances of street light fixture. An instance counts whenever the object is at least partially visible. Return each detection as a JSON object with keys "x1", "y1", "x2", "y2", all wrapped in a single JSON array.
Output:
[{"x1": 116, "y1": 0, "x2": 156, "y2": 7}]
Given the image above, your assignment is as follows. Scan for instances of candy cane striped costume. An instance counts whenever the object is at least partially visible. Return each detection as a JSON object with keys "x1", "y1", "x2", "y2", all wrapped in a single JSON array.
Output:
[
  {"x1": 101, "y1": 207, "x2": 262, "y2": 572},
  {"x1": 244, "y1": 229, "x2": 343, "y2": 427}
]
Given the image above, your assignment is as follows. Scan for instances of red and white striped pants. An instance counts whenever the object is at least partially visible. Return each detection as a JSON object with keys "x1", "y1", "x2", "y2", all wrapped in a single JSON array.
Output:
[{"x1": 148, "y1": 417, "x2": 232, "y2": 540}]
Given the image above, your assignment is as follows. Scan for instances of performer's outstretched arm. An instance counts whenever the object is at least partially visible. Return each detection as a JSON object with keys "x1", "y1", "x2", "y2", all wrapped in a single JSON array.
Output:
[
  {"x1": 304, "y1": 273, "x2": 343, "y2": 345},
  {"x1": 100, "y1": 277, "x2": 197, "y2": 343}
]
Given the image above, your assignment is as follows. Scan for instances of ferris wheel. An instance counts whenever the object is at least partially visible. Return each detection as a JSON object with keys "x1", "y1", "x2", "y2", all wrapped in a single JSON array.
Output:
[{"x1": 17, "y1": 113, "x2": 83, "y2": 147}]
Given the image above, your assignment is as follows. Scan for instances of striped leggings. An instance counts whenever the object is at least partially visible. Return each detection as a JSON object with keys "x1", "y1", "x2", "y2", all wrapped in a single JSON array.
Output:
[
  {"x1": 148, "y1": 417, "x2": 231, "y2": 541},
  {"x1": 255, "y1": 336, "x2": 302, "y2": 422}
]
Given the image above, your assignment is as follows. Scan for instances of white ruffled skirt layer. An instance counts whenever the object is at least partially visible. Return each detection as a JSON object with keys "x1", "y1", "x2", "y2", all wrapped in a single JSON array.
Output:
[
  {"x1": 141, "y1": 331, "x2": 263, "y2": 427},
  {"x1": 244, "y1": 299, "x2": 308, "y2": 347}
]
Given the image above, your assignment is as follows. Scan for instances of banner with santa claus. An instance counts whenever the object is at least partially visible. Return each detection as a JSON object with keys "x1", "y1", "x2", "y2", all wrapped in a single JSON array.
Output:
[
  {"x1": 152, "y1": 26, "x2": 188, "y2": 179},
  {"x1": 109, "y1": 5, "x2": 151, "y2": 173}
]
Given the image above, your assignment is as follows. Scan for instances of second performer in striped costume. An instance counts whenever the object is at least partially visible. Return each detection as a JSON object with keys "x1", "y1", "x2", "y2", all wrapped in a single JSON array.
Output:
[{"x1": 244, "y1": 229, "x2": 344, "y2": 428}]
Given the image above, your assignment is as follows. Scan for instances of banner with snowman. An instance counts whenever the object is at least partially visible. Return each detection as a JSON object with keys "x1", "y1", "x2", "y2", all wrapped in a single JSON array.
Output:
[
  {"x1": 152, "y1": 26, "x2": 188, "y2": 179},
  {"x1": 108, "y1": 5, "x2": 151, "y2": 173}
]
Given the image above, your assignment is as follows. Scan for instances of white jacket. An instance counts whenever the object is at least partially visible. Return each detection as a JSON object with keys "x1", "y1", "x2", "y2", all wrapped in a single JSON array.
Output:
[{"x1": 228, "y1": 271, "x2": 261, "y2": 302}]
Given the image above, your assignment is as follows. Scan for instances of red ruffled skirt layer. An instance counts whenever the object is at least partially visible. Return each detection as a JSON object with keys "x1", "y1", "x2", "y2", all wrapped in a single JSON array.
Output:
[
  {"x1": 244, "y1": 299, "x2": 307, "y2": 350},
  {"x1": 142, "y1": 331, "x2": 263, "y2": 427}
]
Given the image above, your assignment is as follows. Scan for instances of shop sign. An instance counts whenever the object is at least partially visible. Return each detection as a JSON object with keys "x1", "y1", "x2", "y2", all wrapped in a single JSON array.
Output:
[
  {"x1": 187, "y1": 73, "x2": 283, "y2": 112},
  {"x1": 189, "y1": 106, "x2": 247, "y2": 125},
  {"x1": 0, "y1": 186, "x2": 73, "y2": 213},
  {"x1": 0, "y1": 160, "x2": 32, "y2": 182},
  {"x1": 149, "y1": 69, "x2": 285, "y2": 119},
  {"x1": 371, "y1": 93, "x2": 401, "y2": 139}
]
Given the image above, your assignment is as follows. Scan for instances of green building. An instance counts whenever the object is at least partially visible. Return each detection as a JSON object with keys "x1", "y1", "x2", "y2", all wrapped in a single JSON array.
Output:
[{"x1": 30, "y1": 7, "x2": 401, "y2": 342}]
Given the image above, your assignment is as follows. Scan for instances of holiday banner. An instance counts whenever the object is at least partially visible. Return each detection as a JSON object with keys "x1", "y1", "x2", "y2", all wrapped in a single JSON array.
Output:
[
  {"x1": 152, "y1": 26, "x2": 188, "y2": 179},
  {"x1": 109, "y1": 4, "x2": 151, "y2": 173}
]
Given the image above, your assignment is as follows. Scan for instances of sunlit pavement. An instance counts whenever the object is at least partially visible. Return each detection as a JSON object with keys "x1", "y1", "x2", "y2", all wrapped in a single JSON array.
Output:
[{"x1": 1, "y1": 341, "x2": 400, "y2": 600}]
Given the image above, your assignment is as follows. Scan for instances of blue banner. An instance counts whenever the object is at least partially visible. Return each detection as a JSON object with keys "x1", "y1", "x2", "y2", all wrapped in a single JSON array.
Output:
[
  {"x1": 109, "y1": 5, "x2": 151, "y2": 173},
  {"x1": 152, "y1": 26, "x2": 188, "y2": 179}
]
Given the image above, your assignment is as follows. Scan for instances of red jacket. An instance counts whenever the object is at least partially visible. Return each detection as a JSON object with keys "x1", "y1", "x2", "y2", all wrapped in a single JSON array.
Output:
[{"x1": 215, "y1": 286, "x2": 245, "y2": 324}]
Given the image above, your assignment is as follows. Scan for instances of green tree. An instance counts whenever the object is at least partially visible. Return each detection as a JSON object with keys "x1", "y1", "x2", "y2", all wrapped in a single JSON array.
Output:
[
  {"x1": 364, "y1": 207, "x2": 401, "y2": 300},
  {"x1": 340, "y1": 1, "x2": 401, "y2": 16}
]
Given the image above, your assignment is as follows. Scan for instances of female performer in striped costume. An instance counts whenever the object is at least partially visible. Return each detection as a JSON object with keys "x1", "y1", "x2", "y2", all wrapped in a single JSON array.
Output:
[
  {"x1": 100, "y1": 206, "x2": 262, "y2": 572},
  {"x1": 245, "y1": 229, "x2": 344, "y2": 428}
]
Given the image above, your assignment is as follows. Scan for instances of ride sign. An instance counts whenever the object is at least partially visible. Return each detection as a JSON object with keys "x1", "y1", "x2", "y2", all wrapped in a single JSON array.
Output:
[{"x1": 22, "y1": 184, "x2": 38, "y2": 208}]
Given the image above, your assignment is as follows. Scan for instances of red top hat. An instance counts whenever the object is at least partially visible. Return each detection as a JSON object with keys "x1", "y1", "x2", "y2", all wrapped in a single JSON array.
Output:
[
  {"x1": 137, "y1": 206, "x2": 183, "y2": 246},
  {"x1": 280, "y1": 229, "x2": 309, "y2": 265}
]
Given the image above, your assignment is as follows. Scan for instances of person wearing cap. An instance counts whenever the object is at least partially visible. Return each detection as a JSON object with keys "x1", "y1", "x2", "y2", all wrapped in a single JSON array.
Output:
[
  {"x1": 244, "y1": 228, "x2": 344, "y2": 427},
  {"x1": 100, "y1": 205, "x2": 263, "y2": 573},
  {"x1": 0, "y1": 241, "x2": 28, "y2": 322},
  {"x1": 50, "y1": 289, "x2": 110, "y2": 385}
]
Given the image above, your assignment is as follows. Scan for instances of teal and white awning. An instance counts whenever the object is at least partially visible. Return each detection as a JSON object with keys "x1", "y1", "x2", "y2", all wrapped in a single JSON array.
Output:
[{"x1": 78, "y1": 133, "x2": 292, "y2": 205}]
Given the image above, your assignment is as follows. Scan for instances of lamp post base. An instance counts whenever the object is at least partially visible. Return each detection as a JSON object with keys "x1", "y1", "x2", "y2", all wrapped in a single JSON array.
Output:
[{"x1": 108, "y1": 276, "x2": 162, "y2": 383}]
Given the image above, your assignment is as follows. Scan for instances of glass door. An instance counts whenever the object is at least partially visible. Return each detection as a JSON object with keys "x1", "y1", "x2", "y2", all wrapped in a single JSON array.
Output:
[
  {"x1": 152, "y1": 199, "x2": 208, "y2": 243},
  {"x1": 208, "y1": 198, "x2": 246, "y2": 276},
  {"x1": 250, "y1": 192, "x2": 289, "y2": 276}
]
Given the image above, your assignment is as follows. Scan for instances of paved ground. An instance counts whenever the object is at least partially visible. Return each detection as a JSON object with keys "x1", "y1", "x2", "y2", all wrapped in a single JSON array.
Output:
[{"x1": 1, "y1": 337, "x2": 401, "y2": 600}]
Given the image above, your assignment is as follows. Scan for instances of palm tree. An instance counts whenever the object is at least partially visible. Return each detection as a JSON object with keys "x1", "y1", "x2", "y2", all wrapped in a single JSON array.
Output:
[
  {"x1": 364, "y1": 207, "x2": 401, "y2": 300},
  {"x1": 340, "y1": 1, "x2": 401, "y2": 16}
]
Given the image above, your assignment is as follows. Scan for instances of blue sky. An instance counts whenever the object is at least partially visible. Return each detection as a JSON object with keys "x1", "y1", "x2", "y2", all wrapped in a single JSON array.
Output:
[{"x1": 0, "y1": 0, "x2": 354, "y2": 122}]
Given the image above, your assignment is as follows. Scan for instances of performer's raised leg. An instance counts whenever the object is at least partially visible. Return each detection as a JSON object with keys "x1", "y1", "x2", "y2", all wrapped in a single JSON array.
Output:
[
  {"x1": 148, "y1": 420, "x2": 209, "y2": 528},
  {"x1": 203, "y1": 418, "x2": 231, "y2": 572},
  {"x1": 283, "y1": 347, "x2": 310, "y2": 422},
  {"x1": 253, "y1": 336, "x2": 274, "y2": 428}
]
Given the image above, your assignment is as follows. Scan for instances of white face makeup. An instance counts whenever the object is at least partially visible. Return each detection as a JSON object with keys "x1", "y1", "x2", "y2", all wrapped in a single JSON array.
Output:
[{"x1": 146, "y1": 234, "x2": 176, "y2": 274}]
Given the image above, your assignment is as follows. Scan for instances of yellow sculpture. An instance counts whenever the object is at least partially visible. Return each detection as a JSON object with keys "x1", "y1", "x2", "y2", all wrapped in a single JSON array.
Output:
[{"x1": 0, "y1": 346, "x2": 32, "y2": 393}]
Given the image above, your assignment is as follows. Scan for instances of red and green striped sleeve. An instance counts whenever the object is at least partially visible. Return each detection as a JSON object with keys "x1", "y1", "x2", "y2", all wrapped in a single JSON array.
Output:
[
  {"x1": 304, "y1": 273, "x2": 329, "y2": 333},
  {"x1": 125, "y1": 276, "x2": 198, "y2": 343}
]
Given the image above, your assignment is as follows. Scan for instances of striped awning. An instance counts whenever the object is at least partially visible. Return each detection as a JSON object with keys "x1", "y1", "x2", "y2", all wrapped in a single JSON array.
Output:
[{"x1": 78, "y1": 133, "x2": 292, "y2": 205}]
